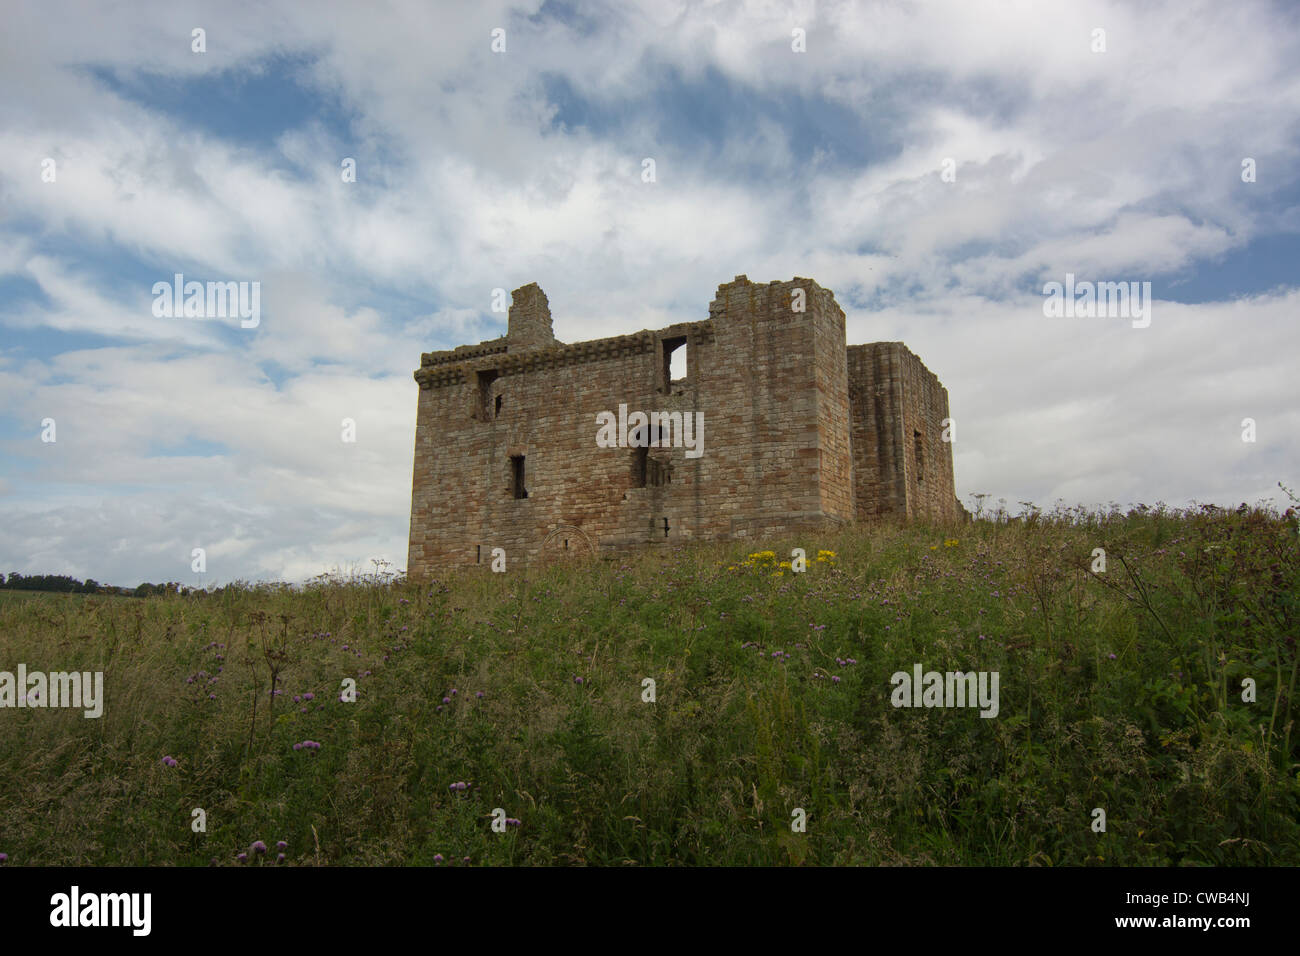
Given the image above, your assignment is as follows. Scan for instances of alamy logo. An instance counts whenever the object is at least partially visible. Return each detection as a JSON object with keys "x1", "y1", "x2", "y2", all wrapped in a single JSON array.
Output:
[
  {"x1": 596, "y1": 403, "x2": 705, "y2": 458},
  {"x1": 151, "y1": 273, "x2": 260, "y2": 328},
  {"x1": 0, "y1": 665, "x2": 103, "y2": 718},
  {"x1": 890, "y1": 664, "x2": 999, "y2": 718},
  {"x1": 50, "y1": 886, "x2": 151, "y2": 936},
  {"x1": 1042, "y1": 272, "x2": 1151, "y2": 328}
]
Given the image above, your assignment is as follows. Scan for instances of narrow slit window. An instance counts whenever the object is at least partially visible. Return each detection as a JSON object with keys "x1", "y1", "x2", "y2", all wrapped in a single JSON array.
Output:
[
  {"x1": 914, "y1": 430, "x2": 924, "y2": 482},
  {"x1": 494, "y1": 394, "x2": 503, "y2": 418},
  {"x1": 510, "y1": 455, "x2": 528, "y2": 499}
]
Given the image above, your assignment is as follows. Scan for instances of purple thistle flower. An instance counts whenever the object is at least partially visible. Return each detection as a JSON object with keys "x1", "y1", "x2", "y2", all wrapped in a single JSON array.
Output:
[
  {"x1": 302, "y1": 692, "x2": 314, "y2": 701},
  {"x1": 574, "y1": 676, "x2": 583, "y2": 685},
  {"x1": 475, "y1": 691, "x2": 484, "y2": 699},
  {"x1": 449, "y1": 689, "x2": 457, "y2": 696},
  {"x1": 433, "y1": 854, "x2": 444, "y2": 863},
  {"x1": 831, "y1": 675, "x2": 841, "y2": 684},
  {"x1": 293, "y1": 742, "x2": 303, "y2": 751},
  {"x1": 442, "y1": 697, "x2": 451, "y2": 704},
  {"x1": 0, "y1": 853, "x2": 7, "y2": 863},
  {"x1": 1108, "y1": 653, "x2": 1117, "y2": 660},
  {"x1": 161, "y1": 755, "x2": 178, "y2": 767},
  {"x1": 251, "y1": 840, "x2": 267, "y2": 854},
  {"x1": 276, "y1": 853, "x2": 285, "y2": 864},
  {"x1": 276, "y1": 841, "x2": 288, "y2": 850},
  {"x1": 236, "y1": 853, "x2": 247, "y2": 863},
  {"x1": 208, "y1": 693, "x2": 217, "y2": 700}
]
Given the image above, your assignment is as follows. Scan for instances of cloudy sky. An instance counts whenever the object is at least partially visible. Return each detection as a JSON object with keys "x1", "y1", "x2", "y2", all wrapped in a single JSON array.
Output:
[{"x1": 1, "y1": 0, "x2": 1297, "y2": 586}]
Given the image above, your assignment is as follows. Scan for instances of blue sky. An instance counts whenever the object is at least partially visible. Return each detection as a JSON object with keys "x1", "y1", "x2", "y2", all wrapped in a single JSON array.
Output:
[{"x1": 2, "y1": 0, "x2": 1298, "y2": 585}]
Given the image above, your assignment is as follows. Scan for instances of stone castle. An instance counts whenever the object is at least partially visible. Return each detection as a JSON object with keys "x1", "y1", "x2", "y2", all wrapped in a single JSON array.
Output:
[{"x1": 407, "y1": 275, "x2": 959, "y2": 574}]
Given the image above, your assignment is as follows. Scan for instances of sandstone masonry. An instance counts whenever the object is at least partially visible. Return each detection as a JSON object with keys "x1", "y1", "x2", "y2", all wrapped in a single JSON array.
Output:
[{"x1": 407, "y1": 275, "x2": 960, "y2": 573}]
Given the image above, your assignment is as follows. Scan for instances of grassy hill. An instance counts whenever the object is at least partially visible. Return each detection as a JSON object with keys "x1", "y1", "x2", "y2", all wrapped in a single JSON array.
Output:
[{"x1": 1, "y1": 501, "x2": 1297, "y2": 866}]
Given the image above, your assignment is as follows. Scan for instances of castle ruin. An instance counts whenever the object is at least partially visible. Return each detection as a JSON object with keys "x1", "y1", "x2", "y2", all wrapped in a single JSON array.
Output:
[{"x1": 407, "y1": 275, "x2": 959, "y2": 573}]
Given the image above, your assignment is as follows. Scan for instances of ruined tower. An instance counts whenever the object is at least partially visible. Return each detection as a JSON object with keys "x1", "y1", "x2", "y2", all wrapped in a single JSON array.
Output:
[{"x1": 407, "y1": 276, "x2": 959, "y2": 574}]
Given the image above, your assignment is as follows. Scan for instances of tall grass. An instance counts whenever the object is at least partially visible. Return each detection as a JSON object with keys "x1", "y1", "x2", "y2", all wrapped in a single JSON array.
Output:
[{"x1": 0, "y1": 500, "x2": 1296, "y2": 865}]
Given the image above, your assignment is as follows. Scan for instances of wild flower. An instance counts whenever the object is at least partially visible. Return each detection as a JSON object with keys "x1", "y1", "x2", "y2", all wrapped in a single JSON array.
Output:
[
  {"x1": 251, "y1": 841, "x2": 267, "y2": 854},
  {"x1": 276, "y1": 841, "x2": 288, "y2": 850},
  {"x1": 161, "y1": 755, "x2": 178, "y2": 767},
  {"x1": 236, "y1": 853, "x2": 247, "y2": 863},
  {"x1": 434, "y1": 854, "x2": 445, "y2": 863}
]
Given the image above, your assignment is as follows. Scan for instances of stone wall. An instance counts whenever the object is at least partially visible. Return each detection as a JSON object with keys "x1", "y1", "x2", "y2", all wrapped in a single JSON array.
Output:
[{"x1": 847, "y1": 342, "x2": 959, "y2": 522}]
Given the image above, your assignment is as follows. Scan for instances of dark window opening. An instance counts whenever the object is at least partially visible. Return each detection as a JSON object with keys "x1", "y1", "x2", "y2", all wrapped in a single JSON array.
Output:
[
  {"x1": 563, "y1": 538, "x2": 569, "y2": 550},
  {"x1": 476, "y1": 370, "x2": 499, "y2": 421},
  {"x1": 494, "y1": 394, "x2": 503, "y2": 418},
  {"x1": 631, "y1": 436, "x2": 671, "y2": 489},
  {"x1": 632, "y1": 447, "x2": 647, "y2": 488},
  {"x1": 661, "y1": 336, "x2": 687, "y2": 392},
  {"x1": 476, "y1": 545, "x2": 481, "y2": 564},
  {"x1": 510, "y1": 455, "x2": 528, "y2": 499},
  {"x1": 662, "y1": 517, "x2": 670, "y2": 537},
  {"x1": 914, "y1": 429, "x2": 924, "y2": 482}
]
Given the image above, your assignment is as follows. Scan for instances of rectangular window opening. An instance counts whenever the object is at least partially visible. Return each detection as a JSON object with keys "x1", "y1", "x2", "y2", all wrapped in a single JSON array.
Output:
[
  {"x1": 510, "y1": 455, "x2": 528, "y2": 499},
  {"x1": 476, "y1": 370, "x2": 500, "y2": 421},
  {"x1": 914, "y1": 429, "x2": 924, "y2": 482},
  {"x1": 632, "y1": 447, "x2": 648, "y2": 488},
  {"x1": 494, "y1": 394, "x2": 503, "y2": 418},
  {"x1": 661, "y1": 336, "x2": 687, "y2": 392},
  {"x1": 476, "y1": 545, "x2": 481, "y2": 564}
]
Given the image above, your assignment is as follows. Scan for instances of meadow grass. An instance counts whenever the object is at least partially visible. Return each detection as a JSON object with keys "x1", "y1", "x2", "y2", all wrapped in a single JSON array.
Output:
[{"x1": 1, "y1": 501, "x2": 1296, "y2": 866}]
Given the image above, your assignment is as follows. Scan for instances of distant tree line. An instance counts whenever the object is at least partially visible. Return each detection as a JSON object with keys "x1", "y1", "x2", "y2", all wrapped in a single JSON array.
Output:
[{"x1": 0, "y1": 573, "x2": 192, "y2": 597}]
